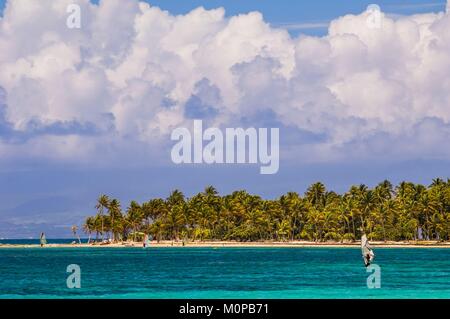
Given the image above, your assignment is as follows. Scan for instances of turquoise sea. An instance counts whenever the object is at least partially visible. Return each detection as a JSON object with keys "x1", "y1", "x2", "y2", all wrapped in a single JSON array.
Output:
[{"x1": 0, "y1": 247, "x2": 449, "y2": 299}]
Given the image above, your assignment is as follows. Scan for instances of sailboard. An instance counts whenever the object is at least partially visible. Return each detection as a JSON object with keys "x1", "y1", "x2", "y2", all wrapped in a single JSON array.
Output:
[
  {"x1": 40, "y1": 233, "x2": 47, "y2": 246},
  {"x1": 361, "y1": 234, "x2": 374, "y2": 267},
  {"x1": 143, "y1": 234, "x2": 151, "y2": 248}
]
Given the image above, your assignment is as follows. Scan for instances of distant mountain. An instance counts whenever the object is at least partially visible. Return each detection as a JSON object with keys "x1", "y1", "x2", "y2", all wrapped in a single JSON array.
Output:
[{"x1": 0, "y1": 196, "x2": 89, "y2": 238}]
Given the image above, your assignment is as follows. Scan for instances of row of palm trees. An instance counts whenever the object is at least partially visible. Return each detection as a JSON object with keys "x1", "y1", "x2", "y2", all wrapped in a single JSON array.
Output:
[{"x1": 83, "y1": 179, "x2": 450, "y2": 243}]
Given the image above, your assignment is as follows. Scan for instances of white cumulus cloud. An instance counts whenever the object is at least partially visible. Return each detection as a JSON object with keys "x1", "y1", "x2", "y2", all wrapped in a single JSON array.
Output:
[{"x1": 0, "y1": 0, "x2": 450, "y2": 165}]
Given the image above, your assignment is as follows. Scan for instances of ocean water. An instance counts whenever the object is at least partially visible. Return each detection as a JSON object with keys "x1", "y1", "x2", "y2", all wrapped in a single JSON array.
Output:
[{"x1": 0, "y1": 247, "x2": 449, "y2": 299}]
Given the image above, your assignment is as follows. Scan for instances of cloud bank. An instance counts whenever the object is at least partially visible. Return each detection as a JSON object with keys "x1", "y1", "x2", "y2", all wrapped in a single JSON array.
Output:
[{"x1": 1, "y1": 0, "x2": 450, "y2": 166}]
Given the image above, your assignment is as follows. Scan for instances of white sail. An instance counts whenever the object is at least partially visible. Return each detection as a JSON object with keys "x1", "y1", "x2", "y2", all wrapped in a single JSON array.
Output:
[
  {"x1": 143, "y1": 234, "x2": 150, "y2": 248},
  {"x1": 361, "y1": 234, "x2": 374, "y2": 267},
  {"x1": 40, "y1": 233, "x2": 47, "y2": 246}
]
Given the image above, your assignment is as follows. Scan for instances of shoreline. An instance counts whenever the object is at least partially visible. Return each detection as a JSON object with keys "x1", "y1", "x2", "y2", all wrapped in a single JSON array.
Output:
[{"x1": 1, "y1": 240, "x2": 450, "y2": 249}]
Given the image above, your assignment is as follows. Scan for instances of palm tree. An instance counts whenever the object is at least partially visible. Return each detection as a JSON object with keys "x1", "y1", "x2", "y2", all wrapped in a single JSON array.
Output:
[
  {"x1": 95, "y1": 194, "x2": 110, "y2": 241},
  {"x1": 360, "y1": 189, "x2": 375, "y2": 234},
  {"x1": 83, "y1": 217, "x2": 95, "y2": 244},
  {"x1": 108, "y1": 199, "x2": 122, "y2": 242},
  {"x1": 167, "y1": 190, "x2": 185, "y2": 207},
  {"x1": 71, "y1": 225, "x2": 81, "y2": 244},
  {"x1": 165, "y1": 204, "x2": 186, "y2": 241},
  {"x1": 306, "y1": 182, "x2": 326, "y2": 209},
  {"x1": 84, "y1": 180, "x2": 450, "y2": 243},
  {"x1": 279, "y1": 192, "x2": 305, "y2": 240},
  {"x1": 126, "y1": 201, "x2": 143, "y2": 242},
  {"x1": 431, "y1": 178, "x2": 445, "y2": 188}
]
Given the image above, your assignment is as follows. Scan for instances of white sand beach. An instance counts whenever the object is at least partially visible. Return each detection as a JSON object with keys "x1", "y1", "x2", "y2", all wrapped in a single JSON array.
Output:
[{"x1": 1, "y1": 240, "x2": 449, "y2": 249}]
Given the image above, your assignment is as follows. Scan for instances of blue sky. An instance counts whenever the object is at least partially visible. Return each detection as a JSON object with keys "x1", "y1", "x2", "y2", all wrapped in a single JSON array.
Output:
[
  {"x1": 0, "y1": 0, "x2": 449, "y2": 238},
  {"x1": 141, "y1": 0, "x2": 447, "y2": 32},
  {"x1": 1, "y1": 0, "x2": 447, "y2": 35}
]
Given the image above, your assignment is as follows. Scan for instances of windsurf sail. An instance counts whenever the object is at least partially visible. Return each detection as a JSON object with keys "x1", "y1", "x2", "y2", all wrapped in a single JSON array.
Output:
[
  {"x1": 143, "y1": 234, "x2": 151, "y2": 248},
  {"x1": 40, "y1": 232, "x2": 47, "y2": 246},
  {"x1": 361, "y1": 234, "x2": 374, "y2": 267}
]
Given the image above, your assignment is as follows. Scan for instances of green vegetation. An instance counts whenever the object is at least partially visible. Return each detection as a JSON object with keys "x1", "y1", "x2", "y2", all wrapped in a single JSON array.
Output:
[{"x1": 84, "y1": 179, "x2": 450, "y2": 242}]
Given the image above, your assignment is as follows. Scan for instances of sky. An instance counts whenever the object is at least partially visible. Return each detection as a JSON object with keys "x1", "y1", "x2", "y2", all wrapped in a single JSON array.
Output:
[
  {"x1": 0, "y1": 0, "x2": 450, "y2": 238},
  {"x1": 0, "y1": 0, "x2": 447, "y2": 35}
]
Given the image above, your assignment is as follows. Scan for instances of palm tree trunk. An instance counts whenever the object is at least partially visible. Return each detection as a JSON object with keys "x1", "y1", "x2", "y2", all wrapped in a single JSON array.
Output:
[
  {"x1": 111, "y1": 215, "x2": 115, "y2": 242},
  {"x1": 352, "y1": 217, "x2": 356, "y2": 239},
  {"x1": 101, "y1": 217, "x2": 104, "y2": 241},
  {"x1": 291, "y1": 217, "x2": 296, "y2": 241}
]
